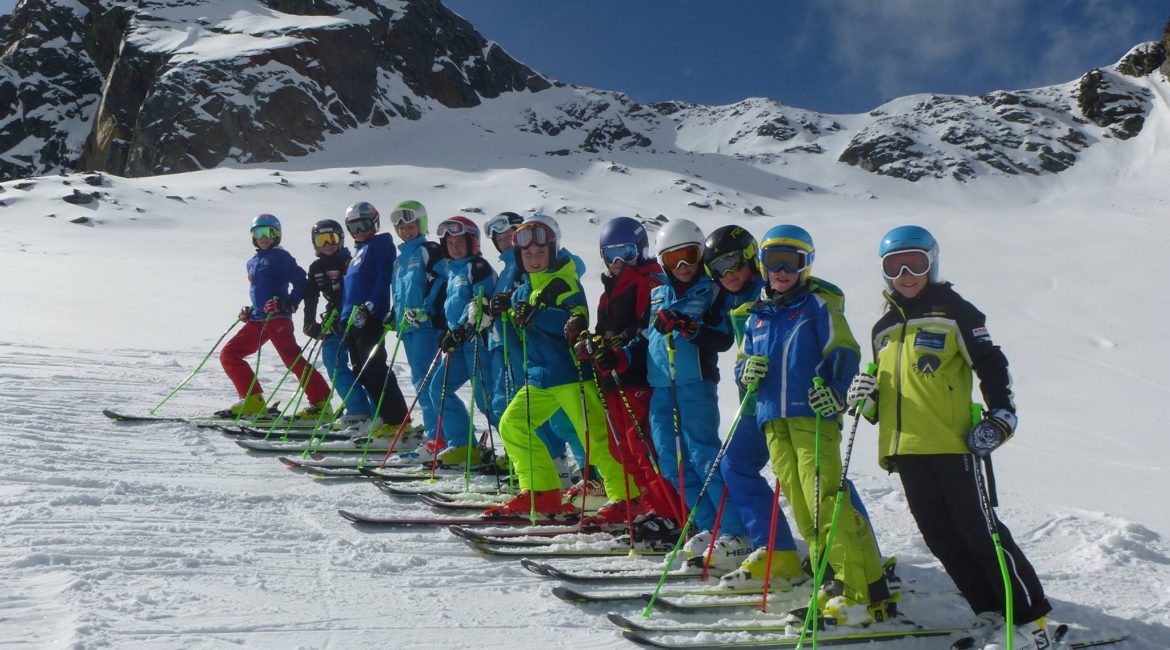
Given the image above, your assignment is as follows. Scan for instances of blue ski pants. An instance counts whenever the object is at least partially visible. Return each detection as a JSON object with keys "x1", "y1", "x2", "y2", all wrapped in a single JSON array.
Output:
[{"x1": 402, "y1": 329, "x2": 441, "y2": 435}]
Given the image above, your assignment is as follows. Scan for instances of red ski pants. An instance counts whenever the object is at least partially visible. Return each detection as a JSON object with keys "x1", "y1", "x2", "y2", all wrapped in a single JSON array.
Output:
[
  {"x1": 219, "y1": 319, "x2": 329, "y2": 404},
  {"x1": 604, "y1": 387, "x2": 684, "y2": 524}
]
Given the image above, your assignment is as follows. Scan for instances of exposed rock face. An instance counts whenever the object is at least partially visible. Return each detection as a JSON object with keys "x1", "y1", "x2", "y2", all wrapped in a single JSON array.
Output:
[{"x1": 0, "y1": 0, "x2": 549, "y2": 179}]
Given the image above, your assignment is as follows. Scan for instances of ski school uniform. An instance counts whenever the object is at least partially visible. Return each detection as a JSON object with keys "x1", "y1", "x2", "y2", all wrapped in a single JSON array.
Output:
[
  {"x1": 497, "y1": 251, "x2": 636, "y2": 500},
  {"x1": 635, "y1": 272, "x2": 747, "y2": 536},
  {"x1": 719, "y1": 275, "x2": 799, "y2": 553},
  {"x1": 221, "y1": 246, "x2": 330, "y2": 405},
  {"x1": 304, "y1": 246, "x2": 371, "y2": 417},
  {"x1": 392, "y1": 236, "x2": 447, "y2": 438},
  {"x1": 341, "y1": 231, "x2": 407, "y2": 425},
  {"x1": 488, "y1": 249, "x2": 584, "y2": 468},
  {"x1": 738, "y1": 277, "x2": 885, "y2": 605},
  {"x1": 427, "y1": 254, "x2": 496, "y2": 449},
  {"x1": 592, "y1": 260, "x2": 682, "y2": 522},
  {"x1": 868, "y1": 281, "x2": 1049, "y2": 623}
]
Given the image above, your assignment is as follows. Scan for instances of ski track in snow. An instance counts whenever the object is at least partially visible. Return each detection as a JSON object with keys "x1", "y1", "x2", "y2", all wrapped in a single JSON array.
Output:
[{"x1": 1, "y1": 345, "x2": 1168, "y2": 648}]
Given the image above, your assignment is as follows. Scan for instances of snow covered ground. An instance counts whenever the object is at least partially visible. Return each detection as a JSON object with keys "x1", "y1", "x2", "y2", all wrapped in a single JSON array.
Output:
[{"x1": 3, "y1": 69, "x2": 1170, "y2": 649}]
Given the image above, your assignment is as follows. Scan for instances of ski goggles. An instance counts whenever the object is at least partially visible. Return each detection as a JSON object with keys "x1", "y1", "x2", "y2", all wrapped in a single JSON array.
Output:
[
  {"x1": 514, "y1": 223, "x2": 555, "y2": 249},
  {"x1": 485, "y1": 215, "x2": 518, "y2": 236},
  {"x1": 437, "y1": 220, "x2": 473, "y2": 238},
  {"x1": 346, "y1": 217, "x2": 376, "y2": 235},
  {"x1": 659, "y1": 244, "x2": 702, "y2": 270},
  {"x1": 390, "y1": 207, "x2": 421, "y2": 226},
  {"x1": 760, "y1": 246, "x2": 810, "y2": 274},
  {"x1": 601, "y1": 243, "x2": 639, "y2": 265},
  {"x1": 881, "y1": 250, "x2": 932, "y2": 279},
  {"x1": 313, "y1": 231, "x2": 341, "y2": 248},
  {"x1": 252, "y1": 225, "x2": 280, "y2": 240},
  {"x1": 707, "y1": 250, "x2": 750, "y2": 277}
]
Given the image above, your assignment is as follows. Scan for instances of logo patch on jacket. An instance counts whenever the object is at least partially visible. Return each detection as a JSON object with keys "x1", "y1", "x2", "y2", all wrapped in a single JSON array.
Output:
[
  {"x1": 913, "y1": 330, "x2": 946, "y2": 351},
  {"x1": 916, "y1": 354, "x2": 940, "y2": 374},
  {"x1": 972, "y1": 326, "x2": 991, "y2": 341}
]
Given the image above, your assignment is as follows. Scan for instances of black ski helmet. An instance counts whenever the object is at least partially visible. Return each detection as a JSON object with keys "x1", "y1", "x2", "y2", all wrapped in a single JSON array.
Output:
[
  {"x1": 311, "y1": 219, "x2": 345, "y2": 255},
  {"x1": 703, "y1": 225, "x2": 758, "y2": 277}
]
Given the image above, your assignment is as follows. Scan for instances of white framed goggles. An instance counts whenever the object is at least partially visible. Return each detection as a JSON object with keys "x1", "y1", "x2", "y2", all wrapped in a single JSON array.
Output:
[
  {"x1": 881, "y1": 250, "x2": 932, "y2": 280},
  {"x1": 390, "y1": 208, "x2": 421, "y2": 226}
]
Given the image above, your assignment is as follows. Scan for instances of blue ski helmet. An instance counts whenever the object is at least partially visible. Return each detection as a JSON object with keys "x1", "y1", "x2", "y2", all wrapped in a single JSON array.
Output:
[
  {"x1": 759, "y1": 224, "x2": 814, "y2": 283},
  {"x1": 599, "y1": 216, "x2": 649, "y2": 265},
  {"x1": 879, "y1": 225, "x2": 939, "y2": 283},
  {"x1": 251, "y1": 213, "x2": 282, "y2": 247}
]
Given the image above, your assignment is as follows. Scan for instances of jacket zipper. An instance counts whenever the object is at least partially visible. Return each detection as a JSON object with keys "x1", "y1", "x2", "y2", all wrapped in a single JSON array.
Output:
[{"x1": 778, "y1": 317, "x2": 811, "y2": 419}]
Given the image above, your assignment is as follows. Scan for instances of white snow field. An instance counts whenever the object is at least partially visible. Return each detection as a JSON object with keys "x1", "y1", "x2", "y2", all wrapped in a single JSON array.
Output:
[{"x1": 3, "y1": 63, "x2": 1170, "y2": 650}]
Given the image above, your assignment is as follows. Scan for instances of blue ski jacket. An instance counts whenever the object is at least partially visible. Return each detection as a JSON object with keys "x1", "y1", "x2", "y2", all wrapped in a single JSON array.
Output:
[
  {"x1": 443, "y1": 254, "x2": 497, "y2": 332},
  {"x1": 738, "y1": 278, "x2": 861, "y2": 423},
  {"x1": 342, "y1": 232, "x2": 396, "y2": 321},
  {"x1": 512, "y1": 252, "x2": 591, "y2": 389},
  {"x1": 246, "y1": 246, "x2": 307, "y2": 321},
  {"x1": 392, "y1": 237, "x2": 446, "y2": 331},
  {"x1": 637, "y1": 272, "x2": 733, "y2": 388}
]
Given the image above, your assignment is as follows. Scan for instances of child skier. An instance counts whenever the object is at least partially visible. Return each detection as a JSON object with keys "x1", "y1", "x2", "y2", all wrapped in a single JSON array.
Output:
[
  {"x1": 736, "y1": 224, "x2": 890, "y2": 625},
  {"x1": 483, "y1": 211, "x2": 584, "y2": 486},
  {"x1": 484, "y1": 214, "x2": 637, "y2": 517},
  {"x1": 219, "y1": 214, "x2": 331, "y2": 417},
  {"x1": 424, "y1": 215, "x2": 497, "y2": 466},
  {"x1": 847, "y1": 226, "x2": 1051, "y2": 650},
  {"x1": 340, "y1": 202, "x2": 408, "y2": 437},
  {"x1": 387, "y1": 200, "x2": 446, "y2": 449},
  {"x1": 701, "y1": 225, "x2": 804, "y2": 587},
  {"x1": 302, "y1": 219, "x2": 372, "y2": 426},
  {"x1": 568, "y1": 215, "x2": 682, "y2": 528},
  {"x1": 631, "y1": 218, "x2": 751, "y2": 570}
]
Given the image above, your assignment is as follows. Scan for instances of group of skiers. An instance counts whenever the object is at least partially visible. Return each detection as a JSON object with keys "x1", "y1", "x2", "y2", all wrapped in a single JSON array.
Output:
[{"x1": 219, "y1": 203, "x2": 1051, "y2": 650}]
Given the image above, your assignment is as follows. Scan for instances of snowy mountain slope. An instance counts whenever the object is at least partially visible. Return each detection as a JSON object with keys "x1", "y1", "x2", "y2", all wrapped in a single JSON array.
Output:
[{"x1": 3, "y1": 66, "x2": 1170, "y2": 648}]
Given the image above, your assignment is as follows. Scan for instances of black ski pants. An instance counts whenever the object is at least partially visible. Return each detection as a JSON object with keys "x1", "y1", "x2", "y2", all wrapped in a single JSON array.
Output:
[
  {"x1": 895, "y1": 454, "x2": 1051, "y2": 622},
  {"x1": 346, "y1": 321, "x2": 407, "y2": 425}
]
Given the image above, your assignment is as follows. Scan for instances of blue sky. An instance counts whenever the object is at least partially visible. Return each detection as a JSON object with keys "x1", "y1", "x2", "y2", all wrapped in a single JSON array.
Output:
[{"x1": 2, "y1": 1, "x2": 1165, "y2": 113}]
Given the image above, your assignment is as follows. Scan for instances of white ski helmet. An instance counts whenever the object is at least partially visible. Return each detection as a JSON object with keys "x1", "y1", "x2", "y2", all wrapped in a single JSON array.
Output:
[
  {"x1": 655, "y1": 218, "x2": 705, "y2": 257},
  {"x1": 516, "y1": 213, "x2": 562, "y2": 251}
]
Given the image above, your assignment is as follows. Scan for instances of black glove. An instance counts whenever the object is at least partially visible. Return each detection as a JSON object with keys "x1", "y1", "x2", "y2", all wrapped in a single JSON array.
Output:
[
  {"x1": 439, "y1": 328, "x2": 466, "y2": 352},
  {"x1": 351, "y1": 302, "x2": 373, "y2": 328},
  {"x1": 512, "y1": 301, "x2": 538, "y2": 330},
  {"x1": 573, "y1": 336, "x2": 598, "y2": 361},
  {"x1": 489, "y1": 291, "x2": 513, "y2": 316},
  {"x1": 966, "y1": 409, "x2": 1017, "y2": 456},
  {"x1": 304, "y1": 322, "x2": 323, "y2": 339},
  {"x1": 564, "y1": 313, "x2": 589, "y2": 344},
  {"x1": 594, "y1": 346, "x2": 628, "y2": 373}
]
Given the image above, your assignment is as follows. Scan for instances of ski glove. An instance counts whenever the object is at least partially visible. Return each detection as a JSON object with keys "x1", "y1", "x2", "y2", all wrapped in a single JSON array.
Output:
[
  {"x1": 511, "y1": 301, "x2": 539, "y2": 330},
  {"x1": 263, "y1": 297, "x2": 283, "y2": 315},
  {"x1": 573, "y1": 336, "x2": 598, "y2": 361},
  {"x1": 966, "y1": 408, "x2": 1017, "y2": 457},
  {"x1": 739, "y1": 355, "x2": 768, "y2": 387},
  {"x1": 564, "y1": 313, "x2": 589, "y2": 344},
  {"x1": 350, "y1": 302, "x2": 374, "y2": 329},
  {"x1": 403, "y1": 307, "x2": 429, "y2": 329},
  {"x1": 489, "y1": 291, "x2": 513, "y2": 316},
  {"x1": 439, "y1": 328, "x2": 466, "y2": 352},
  {"x1": 808, "y1": 384, "x2": 846, "y2": 418},
  {"x1": 846, "y1": 372, "x2": 877, "y2": 416},
  {"x1": 238, "y1": 306, "x2": 251, "y2": 322},
  {"x1": 465, "y1": 302, "x2": 492, "y2": 332},
  {"x1": 304, "y1": 322, "x2": 323, "y2": 339},
  {"x1": 653, "y1": 308, "x2": 699, "y2": 339},
  {"x1": 594, "y1": 346, "x2": 629, "y2": 373}
]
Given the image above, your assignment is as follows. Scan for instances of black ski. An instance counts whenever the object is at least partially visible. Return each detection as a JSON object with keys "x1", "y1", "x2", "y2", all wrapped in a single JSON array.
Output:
[
  {"x1": 466, "y1": 541, "x2": 667, "y2": 558},
  {"x1": 620, "y1": 627, "x2": 961, "y2": 649},
  {"x1": 553, "y1": 582, "x2": 803, "y2": 605},
  {"x1": 525, "y1": 561, "x2": 704, "y2": 583},
  {"x1": 337, "y1": 509, "x2": 576, "y2": 527}
]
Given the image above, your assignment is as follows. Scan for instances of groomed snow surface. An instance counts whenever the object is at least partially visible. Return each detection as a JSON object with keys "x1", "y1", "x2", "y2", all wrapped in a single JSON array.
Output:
[{"x1": 4, "y1": 74, "x2": 1170, "y2": 648}]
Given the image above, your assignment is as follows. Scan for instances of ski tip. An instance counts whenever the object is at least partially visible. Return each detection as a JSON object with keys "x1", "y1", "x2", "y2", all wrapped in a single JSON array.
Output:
[
  {"x1": 519, "y1": 558, "x2": 550, "y2": 576},
  {"x1": 620, "y1": 630, "x2": 658, "y2": 647},
  {"x1": 606, "y1": 612, "x2": 646, "y2": 632},
  {"x1": 337, "y1": 509, "x2": 361, "y2": 523},
  {"x1": 551, "y1": 585, "x2": 586, "y2": 603},
  {"x1": 277, "y1": 457, "x2": 304, "y2": 470},
  {"x1": 102, "y1": 409, "x2": 125, "y2": 421}
]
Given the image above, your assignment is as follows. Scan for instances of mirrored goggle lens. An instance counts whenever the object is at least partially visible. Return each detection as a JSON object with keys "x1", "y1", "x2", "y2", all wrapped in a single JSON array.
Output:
[
  {"x1": 486, "y1": 217, "x2": 515, "y2": 235},
  {"x1": 514, "y1": 225, "x2": 553, "y2": 249},
  {"x1": 602, "y1": 243, "x2": 639, "y2": 264},
  {"x1": 437, "y1": 221, "x2": 470, "y2": 238},
  {"x1": 761, "y1": 247, "x2": 808, "y2": 274},
  {"x1": 346, "y1": 218, "x2": 375, "y2": 234},
  {"x1": 252, "y1": 225, "x2": 280, "y2": 240},
  {"x1": 881, "y1": 250, "x2": 931, "y2": 279},
  {"x1": 390, "y1": 209, "x2": 419, "y2": 226},
  {"x1": 660, "y1": 245, "x2": 702, "y2": 270},
  {"x1": 708, "y1": 251, "x2": 748, "y2": 277},
  {"x1": 313, "y1": 232, "x2": 341, "y2": 248}
]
